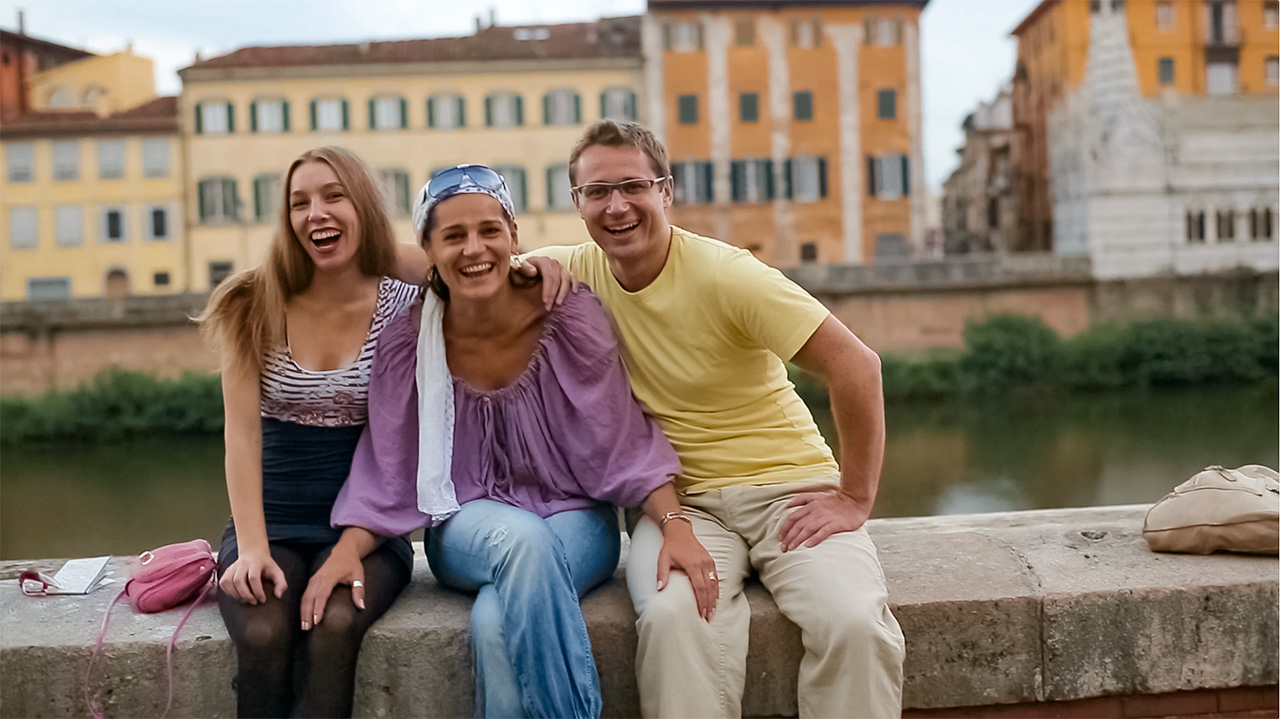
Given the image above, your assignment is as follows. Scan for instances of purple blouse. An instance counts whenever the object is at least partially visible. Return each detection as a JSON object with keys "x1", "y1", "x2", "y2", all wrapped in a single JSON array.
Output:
[{"x1": 331, "y1": 288, "x2": 681, "y2": 537}]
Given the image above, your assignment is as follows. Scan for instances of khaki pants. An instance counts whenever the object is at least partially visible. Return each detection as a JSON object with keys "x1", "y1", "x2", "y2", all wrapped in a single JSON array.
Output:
[{"x1": 626, "y1": 479, "x2": 905, "y2": 718}]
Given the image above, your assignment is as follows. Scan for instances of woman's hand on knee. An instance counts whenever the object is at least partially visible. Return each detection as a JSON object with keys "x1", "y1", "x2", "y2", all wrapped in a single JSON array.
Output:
[
  {"x1": 300, "y1": 544, "x2": 365, "y2": 631},
  {"x1": 220, "y1": 549, "x2": 287, "y2": 605},
  {"x1": 656, "y1": 523, "x2": 719, "y2": 622}
]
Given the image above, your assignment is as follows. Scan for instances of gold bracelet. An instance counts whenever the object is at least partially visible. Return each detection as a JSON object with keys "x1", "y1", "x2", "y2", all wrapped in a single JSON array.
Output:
[{"x1": 659, "y1": 511, "x2": 692, "y2": 531}]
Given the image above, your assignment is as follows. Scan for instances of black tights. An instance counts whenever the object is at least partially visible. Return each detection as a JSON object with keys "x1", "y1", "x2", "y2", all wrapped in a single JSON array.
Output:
[{"x1": 217, "y1": 541, "x2": 410, "y2": 718}]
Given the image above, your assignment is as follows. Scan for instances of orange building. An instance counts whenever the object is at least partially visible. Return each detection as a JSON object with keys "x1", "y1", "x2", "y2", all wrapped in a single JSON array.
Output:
[
  {"x1": 0, "y1": 26, "x2": 93, "y2": 122},
  {"x1": 1010, "y1": 0, "x2": 1280, "y2": 252},
  {"x1": 644, "y1": 0, "x2": 929, "y2": 267}
]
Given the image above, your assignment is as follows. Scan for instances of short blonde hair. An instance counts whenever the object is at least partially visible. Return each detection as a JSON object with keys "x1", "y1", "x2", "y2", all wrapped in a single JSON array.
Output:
[{"x1": 568, "y1": 120, "x2": 671, "y2": 186}]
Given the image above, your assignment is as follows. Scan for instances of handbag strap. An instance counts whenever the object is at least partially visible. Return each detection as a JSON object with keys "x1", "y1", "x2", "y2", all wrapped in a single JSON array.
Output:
[{"x1": 85, "y1": 577, "x2": 216, "y2": 719}]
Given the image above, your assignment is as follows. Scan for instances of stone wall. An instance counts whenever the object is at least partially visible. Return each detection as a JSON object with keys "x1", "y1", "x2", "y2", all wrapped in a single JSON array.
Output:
[{"x1": 1, "y1": 506, "x2": 1275, "y2": 718}]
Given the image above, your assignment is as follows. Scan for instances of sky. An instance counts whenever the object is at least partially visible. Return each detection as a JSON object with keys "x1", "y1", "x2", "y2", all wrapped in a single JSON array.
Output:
[{"x1": 0, "y1": 0, "x2": 1040, "y2": 190}]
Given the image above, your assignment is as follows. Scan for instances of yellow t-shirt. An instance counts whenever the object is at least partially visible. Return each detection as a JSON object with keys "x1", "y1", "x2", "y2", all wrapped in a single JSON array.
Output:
[{"x1": 535, "y1": 226, "x2": 839, "y2": 494}]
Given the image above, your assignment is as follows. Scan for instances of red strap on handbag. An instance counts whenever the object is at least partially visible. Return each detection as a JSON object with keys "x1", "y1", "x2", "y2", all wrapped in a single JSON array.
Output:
[{"x1": 86, "y1": 540, "x2": 217, "y2": 718}]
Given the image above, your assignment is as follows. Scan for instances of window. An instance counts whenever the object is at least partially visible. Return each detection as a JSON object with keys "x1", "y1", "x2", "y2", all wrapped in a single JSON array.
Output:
[
  {"x1": 876, "y1": 233, "x2": 909, "y2": 258},
  {"x1": 492, "y1": 165, "x2": 528, "y2": 212},
  {"x1": 665, "y1": 20, "x2": 703, "y2": 52},
  {"x1": 27, "y1": 277, "x2": 71, "y2": 301},
  {"x1": 794, "y1": 91, "x2": 814, "y2": 121},
  {"x1": 792, "y1": 18, "x2": 820, "y2": 48},
  {"x1": 6, "y1": 142, "x2": 34, "y2": 182},
  {"x1": 800, "y1": 242, "x2": 818, "y2": 263},
  {"x1": 1216, "y1": 210, "x2": 1236, "y2": 241},
  {"x1": 9, "y1": 207, "x2": 37, "y2": 249},
  {"x1": 1158, "y1": 57, "x2": 1175, "y2": 85},
  {"x1": 988, "y1": 198, "x2": 1000, "y2": 229},
  {"x1": 678, "y1": 94, "x2": 699, "y2": 124},
  {"x1": 55, "y1": 206, "x2": 83, "y2": 247},
  {"x1": 1249, "y1": 208, "x2": 1275, "y2": 240},
  {"x1": 153, "y1": 271, "x2": 171, "y2": 288},
  {"x1": 739, "y1": 93, "x2": 759, "y2": 123},
  {"x1": 1207, "y1": 61, "x2": 1238, "y2": 94},
  {"x1": 102, "y1": 207, "x2": 126, "y2": 243},
  {"x1": 1186, "y1": 211, "x2": 1206, "y2": 243},
  {"x1": 428, "y1": 92, "x2": 466, "y2": 130},
  {"x1": 251, "y1": 97, "x2": 289, "y2": 133},
  {"x1": 377, "y1": 169, "x2": 411, "y2": 216},
  {"x1": 734, "y1": 17, "x2": 755, "y2": 47},
  {"x1": 486, "y1": 91, "x2": 524, "y2": 129},
  {"x1": 730, "y1": 158, "x2": 774, "y2": 203},
  {"x1": 600, "y1": 87, "x2": 637, "y2": 121},
  {"x1": 98, "y1": 140, "x2": 125, "y2": 180},
  {"x1": 83, "y1": 84, "x2": 105, "y2": 108},
  {"x1": 311, "y1": 98, "x2": 349, "y2": 132},
  {"x1": 1267, "y1": 1, "x2": 1279, "y2": 29},
  {"x1": 788, "y1": 156, "x2": 827, "y2": 204},
  {"x1": 52, "y1": 140, "x2": 79, "y2": 181},
  {"x1": 877, "y1": 89, "x2": 897, "y2": 119},
  {"x1": 142, "y1": 139, "x2": 170, "y2": 178},
  {"x1": 146, "y1": 206, "x2": 170, "y2": 240},
  {"x1": 866, "y1": 16, "x2": 900, "y2": 46},
  {"x1": 866, "y1": 153, "x2": 909, "y2": 200},
  {"x1": 1155, "y1": 1, "x2": 1175, "y2": 30},
  {"x1": 48, "y1": 85, "x2": 75, "y2": 108},
  {"x1": 198, "y1": 177, "x2": 240, "y2": 224},
  {"x1": 1267, "y1": 57, "x2": 1279, "y2": 87},
  {"x1": 546, "y1": 163, "x2": 573, "y2": 212},
  {"x1": 543, "y1": 89, "x2": 581, "y2": 127},
  {"x1": 253, "y1": 173, "x2": 281, "y2": 223},
  {"x1": 208, "y1": 261, "x2": 234, "y2": 288},
  {"x1": 672, "y1": 160, "x2": 713, "y2": 205},
  {"x1": 370, "y1": 94, "x2": 407, "y2": 131},
  {"x1": 196, "y1": 100, "x2": 233, "y2": 135}
]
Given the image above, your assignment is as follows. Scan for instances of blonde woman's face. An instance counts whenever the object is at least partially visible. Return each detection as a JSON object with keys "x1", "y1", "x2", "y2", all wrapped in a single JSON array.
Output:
[{"x1": 288, "y1": 160, "x2": 362, "y2": 274}]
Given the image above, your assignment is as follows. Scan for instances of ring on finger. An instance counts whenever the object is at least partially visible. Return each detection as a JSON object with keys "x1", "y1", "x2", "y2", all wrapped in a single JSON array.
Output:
[
  {"x1": 708, "y1": 571, "x2": 718, "y2": 580},
  {"x1": 352, "y1": 580, "x2": 364, "y2": 588}
]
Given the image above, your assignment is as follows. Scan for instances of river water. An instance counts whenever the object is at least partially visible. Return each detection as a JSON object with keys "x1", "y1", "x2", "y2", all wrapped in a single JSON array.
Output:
[{"x1": 2, "y1": 386, "x2": 1275, "y2": 561}]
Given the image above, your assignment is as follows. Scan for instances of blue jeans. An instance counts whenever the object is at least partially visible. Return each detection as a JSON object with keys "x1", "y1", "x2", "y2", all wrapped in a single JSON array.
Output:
[{"x1": 426, "y1": 500, "x2": 620, "y2": 719}]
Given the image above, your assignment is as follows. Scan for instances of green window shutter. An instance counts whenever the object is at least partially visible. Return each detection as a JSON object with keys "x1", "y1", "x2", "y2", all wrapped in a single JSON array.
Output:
[
  {"x1": 197, "y1": 180, "x2": 207, "y2": 221},
  {"x1": 485, "y1": 95, "x2": 493, "y2": 127},
  {"x1": 368, "y1": 98, "x2": 376, "y2": 130},
  {"x1": 249, "y1": 100, "x2": 258, "y2": 133},
  {"x1": 543, "y1": 94, "x2": 551, "y2": 126},
  {"x1": 662, "y1": 22, "x2": 672, "y2": 51},
  {"x1": 400, "y1": 97, "x2": 408, "y2": 128},
  {"x1": 784, "y1": 159, "x2": 794, "y2": 200},
  {"x1": 228, "y1": 178, "x2": 239, "y2": 220},
  {"x1": 427, "y1": 97, "x2": 435, "y2": 128},
  {"x1": 763, "y1": 159, "x2": 775, "y2": 200},
  {"x1": 342, "y1": 99, "x2": 350, "y2": 131},
  {"x1": 626, "y1": 91, "x2": 636, "y2": 121},
  {"x1": 818, "y1": 157, "x2": 828, "y2": 199},
  {"x1": 397, "y1": 172, "x2": 410, "y2": 214},
  {"x1": 282, "y1": 101, "x2": 291, "y2": 132},
  {"x1": 253, "y1": 176, "x2": 262, "y2": 220},
  {"x1": 515, "y1": 95, "x2": 524, "y2": 126},
  {"x1": 730, "y1": 160, "x2": 745, "y2": 203},
  {"x1": 517, "y1": 168, "x2": 527, "y2": 211},
  {"x1": 701, "y1": 162, "x2": 714, "y2": 203},
  {"x1": 226, "y1": 102, "x2": 235, "y2": 133},
  {"x1": 599, "y1": 91, "x2": 607, "y2": 120},
  {"x1": 457, "y1": 96, "x2": 466, "y2": 128},
  {"x1": 901, "y1": 155, "x2": 910, "y2": 197},
  {"x1": 573, "y1": 93, "x2": 581, "y2": 124},
  {"x1": 310, "y1": 100, "x2": 318, "y2": 131},
  {"x1": 194, "y1": 103, "x2": 203, "y2": 134},
  {"x1": 546, "y1": 166, "x2": 555, "y2": 209},
  {"x1": 867, "y1": 156, "x2": 877, "y2": 197}
]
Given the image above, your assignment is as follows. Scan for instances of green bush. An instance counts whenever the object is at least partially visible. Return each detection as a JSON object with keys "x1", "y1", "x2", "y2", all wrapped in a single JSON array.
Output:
[{"x1": 959, "y1": 314, "x2": 1061, "y2": 395}]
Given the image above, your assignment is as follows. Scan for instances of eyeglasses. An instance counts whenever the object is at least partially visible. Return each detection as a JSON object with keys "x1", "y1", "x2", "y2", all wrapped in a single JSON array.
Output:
[
  {"x1": 571, "y1": 176, "x2": 670, "y2": 203},
  {"x1": 425, "y1": 164, "x2": 508, "y2": 202}
]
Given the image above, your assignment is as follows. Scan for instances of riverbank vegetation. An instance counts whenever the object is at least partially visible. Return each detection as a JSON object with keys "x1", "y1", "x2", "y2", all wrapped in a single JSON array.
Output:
[{"x1": 1, "y1": 315, "x2": 1275, "y2": 443}]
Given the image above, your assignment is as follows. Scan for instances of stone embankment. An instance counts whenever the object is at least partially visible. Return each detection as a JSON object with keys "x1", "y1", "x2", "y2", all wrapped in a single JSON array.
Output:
[{"x1": 2, "y1": 506, "x2": 1276, "y2": 718}]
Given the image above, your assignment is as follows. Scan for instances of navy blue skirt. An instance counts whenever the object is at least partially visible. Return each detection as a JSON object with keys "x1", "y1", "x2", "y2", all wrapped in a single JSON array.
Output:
[{"x1": 219, "y1": 417, "x2": 412, "y2": 569}]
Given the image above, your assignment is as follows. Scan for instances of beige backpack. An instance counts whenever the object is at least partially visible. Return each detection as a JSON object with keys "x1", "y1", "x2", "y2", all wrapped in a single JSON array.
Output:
[{"x1": 1143, "y1": 465, "x2": 1279, "y2": 555}]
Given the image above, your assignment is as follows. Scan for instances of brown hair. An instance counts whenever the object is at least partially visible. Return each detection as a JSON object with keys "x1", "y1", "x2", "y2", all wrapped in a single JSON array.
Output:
[
  {"x1": 568, "y1": 119, "x2": 671, "y2": 186},
  {"x1": 420, "y1": 194, "x2": 533, "y2": 303},
  {"x1": 196, "y1": 146, "x2": 397, "y2": 375}
]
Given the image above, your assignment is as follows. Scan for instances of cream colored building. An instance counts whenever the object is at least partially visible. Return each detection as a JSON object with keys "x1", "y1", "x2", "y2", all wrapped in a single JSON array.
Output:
[
  {"x1": 30, "y1": 48, "x2": 157, "y2": 116},
  {"x1": 179, "y1": 17, "x2": 643, "y2": 291}
]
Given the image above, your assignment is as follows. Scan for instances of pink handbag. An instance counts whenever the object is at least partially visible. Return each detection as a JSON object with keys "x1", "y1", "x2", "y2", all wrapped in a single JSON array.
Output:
[{"x1": 87, "y1": 539, "x2": 218, "y2": 718}]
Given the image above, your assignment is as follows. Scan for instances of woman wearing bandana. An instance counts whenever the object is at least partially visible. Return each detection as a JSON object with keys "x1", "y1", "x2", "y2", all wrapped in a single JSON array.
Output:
[{"x1": 304, "y1": 165, "x2": 718, "y2": 718}]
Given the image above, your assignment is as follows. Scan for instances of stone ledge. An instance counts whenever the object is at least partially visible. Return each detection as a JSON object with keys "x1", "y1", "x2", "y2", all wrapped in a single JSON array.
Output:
[{"x1": 1, "y1": 505, "x2": 1275, "y2": 718}]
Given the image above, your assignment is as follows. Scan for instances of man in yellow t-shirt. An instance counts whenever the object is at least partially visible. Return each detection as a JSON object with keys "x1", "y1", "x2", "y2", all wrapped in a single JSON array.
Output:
[{"x1": 537, "y1": 120, "x2": 905, "y2": 718}]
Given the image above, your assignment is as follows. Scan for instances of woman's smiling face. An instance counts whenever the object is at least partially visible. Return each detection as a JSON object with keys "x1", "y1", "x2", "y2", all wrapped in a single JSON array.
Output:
[
  {"x1": 289, "y1": 160, "x2": 362, "y2": 274},
  {"x1": 425, "y1": 193, "x2": 518, "y2": 301}
]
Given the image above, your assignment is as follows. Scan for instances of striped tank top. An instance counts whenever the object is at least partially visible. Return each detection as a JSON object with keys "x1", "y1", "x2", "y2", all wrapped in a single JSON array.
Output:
[{"x1": 260, "y1": 276, "x2": 418, "y2": 427}]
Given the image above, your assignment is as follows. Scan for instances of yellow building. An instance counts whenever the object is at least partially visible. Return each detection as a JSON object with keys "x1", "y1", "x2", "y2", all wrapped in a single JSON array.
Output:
[
  {"x1": 1010, "y1": 0, "x2": 1280, "y2": 251},
  {"x1": 178, "y1": 17, "x2": 643, "y2": 291},
  {"x1": 644, "y1": 0, "x2": 929, "y2": 266},
  {"x1": 0, "y1": 28, "x2": 185, "y2": 302}
]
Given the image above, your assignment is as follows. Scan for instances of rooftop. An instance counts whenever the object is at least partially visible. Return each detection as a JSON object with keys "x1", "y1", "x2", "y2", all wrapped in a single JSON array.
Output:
[{"x1": 0, "y1": 96, "x2": 178, "y2": 138}]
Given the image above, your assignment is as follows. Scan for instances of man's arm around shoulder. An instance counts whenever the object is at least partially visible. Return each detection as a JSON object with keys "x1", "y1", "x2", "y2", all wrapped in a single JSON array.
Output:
[{"x1": 777, "y1": 314, "x2": 885, "y2": 552}]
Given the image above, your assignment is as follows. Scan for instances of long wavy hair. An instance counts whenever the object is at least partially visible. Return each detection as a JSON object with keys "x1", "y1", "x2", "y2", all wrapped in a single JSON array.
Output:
[{"x1": 197, "y1": 146, "x2": 397, "y2": 375}]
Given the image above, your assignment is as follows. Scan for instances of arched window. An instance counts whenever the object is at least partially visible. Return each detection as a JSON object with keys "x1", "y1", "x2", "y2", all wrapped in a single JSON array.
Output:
[{"x1": 48, "y1": 86, "x2": 75, "y2": 109}]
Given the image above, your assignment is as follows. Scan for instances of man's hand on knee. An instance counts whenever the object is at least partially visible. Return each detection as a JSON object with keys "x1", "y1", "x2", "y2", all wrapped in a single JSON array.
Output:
[{"x1": 778, "y1": 485, "x2": 871, "y2": 552}]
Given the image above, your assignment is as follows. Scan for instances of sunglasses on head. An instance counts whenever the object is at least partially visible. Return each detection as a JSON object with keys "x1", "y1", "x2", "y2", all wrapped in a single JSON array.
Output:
[{"x1": 425, "y1": 165, "x2": 508, "y2": 202}]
